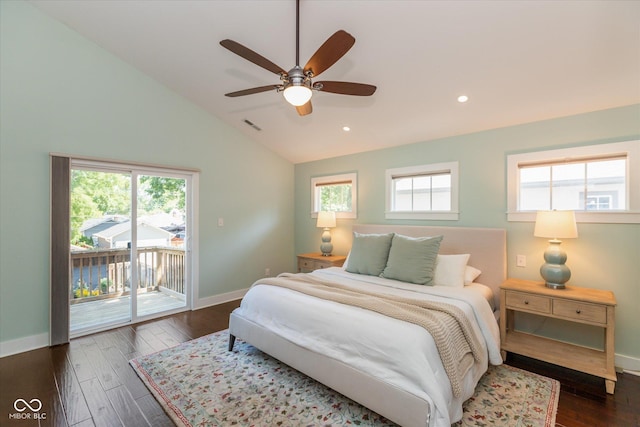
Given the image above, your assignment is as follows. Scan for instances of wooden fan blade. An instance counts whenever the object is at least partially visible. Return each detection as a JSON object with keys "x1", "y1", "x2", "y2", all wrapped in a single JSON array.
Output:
[
  {"x1": 220, "y1": 39, "x2": 287, "y2": 76},
  {"x1": 296, "y1": 101, "x2": 312, "y2": 116},
  {"x1": 315, "y1": 81, "x2": 377, "y2": 96},
  {"x1": 225, "y1": 85, "x2": 281, "y2": 97},
  {"x1": 304, "y1": 30, "x2": 355, "y2": 78}
]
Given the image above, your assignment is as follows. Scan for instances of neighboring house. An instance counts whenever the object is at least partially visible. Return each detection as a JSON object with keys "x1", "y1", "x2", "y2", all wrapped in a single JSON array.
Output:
[
  {"x1": 92, "y1": 221, "x2": 174, "y2": 248},
  {"x1": 140, "y1": 212, "x2": 186, "y2": 247},
  {"x1": 139, "y1": 211, "x2": 184, "y2": 229},
  {"x1": 165, "y1": 226, "x2": 186, "y2": 247},
  {"x1": 80, "y1": 215, "x2": 129, "y2": 240},
  {"x1": 82, "y1": 213, "x2": 184, "y2": 248}
]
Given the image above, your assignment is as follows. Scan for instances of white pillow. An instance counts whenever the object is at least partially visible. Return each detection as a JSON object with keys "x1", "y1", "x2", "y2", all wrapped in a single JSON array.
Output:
[
  {"x1": 465, "y1": 265, "x2": 482, "y2": 283},
  {"x1": 433, "y1": 254, "x2": 470, "y2": 288},
  {"x1": 342, "y1": 251, "x2": 350, "y2": 269}
]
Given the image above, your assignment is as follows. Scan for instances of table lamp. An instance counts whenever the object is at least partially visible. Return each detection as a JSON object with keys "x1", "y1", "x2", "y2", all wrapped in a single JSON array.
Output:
[
  {"x1": 534, "y1": 210, "x2": 578, "y2": 289},
  {"x1": 316, "y1": 211, "x2": 336, "y2": 256}
]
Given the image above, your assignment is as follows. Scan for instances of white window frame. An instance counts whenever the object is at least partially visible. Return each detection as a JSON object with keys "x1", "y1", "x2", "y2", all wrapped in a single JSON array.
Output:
[
  {"x1": 385, "y1": 161, "x2": 459, "y2": 221},
  {"x1": 311, "y1": 172, "x2": 357, "y2": 219},
  {"x1": 507, "y1": 140, "x2": 640, "y2": 223}
]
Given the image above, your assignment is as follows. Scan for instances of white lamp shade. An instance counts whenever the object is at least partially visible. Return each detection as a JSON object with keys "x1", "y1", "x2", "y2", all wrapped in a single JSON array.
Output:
[
  {"x1": 316, "y1": 211, "x2": 336, "y2": 228},
  {"x1": 534, "y1": 210, "x2": 578, "y2": 239},
  {"x1": 283, "y1": 85, "x2": 312, "y2": 106}
]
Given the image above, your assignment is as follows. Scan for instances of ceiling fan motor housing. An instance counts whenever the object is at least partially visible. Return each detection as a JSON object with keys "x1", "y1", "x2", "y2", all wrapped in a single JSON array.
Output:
[{"x1": 284, "y1": 66, "x2": 311, "y2": 88}]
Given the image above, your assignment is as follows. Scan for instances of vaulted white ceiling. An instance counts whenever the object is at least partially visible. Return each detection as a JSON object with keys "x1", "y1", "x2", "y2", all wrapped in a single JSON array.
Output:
[{"x1": 31, "y1": 0, "x2": 640, "y2": 163}]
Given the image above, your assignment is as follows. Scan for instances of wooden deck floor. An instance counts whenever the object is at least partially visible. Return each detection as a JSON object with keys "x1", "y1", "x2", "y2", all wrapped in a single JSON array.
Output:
[{"x1": 70, "y1": 291, "x2": 186, "y2": 332}]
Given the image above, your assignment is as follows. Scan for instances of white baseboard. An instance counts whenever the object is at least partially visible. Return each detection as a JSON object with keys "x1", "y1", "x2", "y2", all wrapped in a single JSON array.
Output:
[
  {"x1": 0, "y1": 332, "x2": 49, "y2": 358},
  {"x1": 194, "y1": 288, "x2": 247, "y2": 310},
  {"x1": 616, "y1": 353, "x2": 640, "y2": 373}
]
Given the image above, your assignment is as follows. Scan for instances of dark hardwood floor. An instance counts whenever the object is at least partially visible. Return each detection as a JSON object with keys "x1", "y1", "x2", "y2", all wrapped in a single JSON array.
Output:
[{"x1": 1, "y1": 300, "x2": 638, "y2": 427}]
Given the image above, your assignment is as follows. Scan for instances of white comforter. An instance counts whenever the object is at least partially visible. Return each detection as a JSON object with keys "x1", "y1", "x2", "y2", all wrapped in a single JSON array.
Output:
[{"x1": 234, "y1": 267, "x2": 502, "y2": 427}]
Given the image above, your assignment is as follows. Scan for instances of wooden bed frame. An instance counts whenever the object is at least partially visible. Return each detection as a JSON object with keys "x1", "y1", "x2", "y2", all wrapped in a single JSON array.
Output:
[{"x1": 229, "y1": 225, "x2": 506, "y2": 427}]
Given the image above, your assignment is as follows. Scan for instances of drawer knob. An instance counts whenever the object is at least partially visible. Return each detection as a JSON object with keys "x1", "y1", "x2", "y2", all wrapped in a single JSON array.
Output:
[
  {"x1": 576, "y1": 309, "x2": 581, "y2": 314},
  {"x1": 524, "y1": 300, "x2": 529, "y2": 305}
]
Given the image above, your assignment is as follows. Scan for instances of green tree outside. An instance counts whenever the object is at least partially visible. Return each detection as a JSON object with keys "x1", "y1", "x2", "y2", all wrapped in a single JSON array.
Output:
[
  {"x1": 320, "y1": 183, "x2": 352, "y2": 212},
  {"x1": 70, "y1": 171, "x2": 185, "y2": 245}
]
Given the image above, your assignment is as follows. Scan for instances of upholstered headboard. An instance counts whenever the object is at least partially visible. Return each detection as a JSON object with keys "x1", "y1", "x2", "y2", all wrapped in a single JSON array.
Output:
[{"x1": 351, "y1": 224, "x2": 507, "y2": 309}]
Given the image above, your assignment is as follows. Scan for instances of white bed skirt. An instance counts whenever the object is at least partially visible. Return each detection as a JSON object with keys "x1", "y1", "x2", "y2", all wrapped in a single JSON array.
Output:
[{"x1": 229, "y1": 311, "x2": 431, "y2": 427}]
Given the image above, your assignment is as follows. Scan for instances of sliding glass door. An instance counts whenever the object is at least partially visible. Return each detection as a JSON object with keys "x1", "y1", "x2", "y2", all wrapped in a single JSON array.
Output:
[{"x1": 68, "y1": 161, "x2": 193, "y2": 336}]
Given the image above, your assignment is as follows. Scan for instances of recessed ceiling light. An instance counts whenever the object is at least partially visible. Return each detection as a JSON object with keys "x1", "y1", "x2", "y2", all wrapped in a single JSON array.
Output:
[
  {"x1": 342, "y1": 126, "x2": 351, "y2": 132},
  {"x1": 457, "y1": 95, "x2": 469, "y2": 103}
]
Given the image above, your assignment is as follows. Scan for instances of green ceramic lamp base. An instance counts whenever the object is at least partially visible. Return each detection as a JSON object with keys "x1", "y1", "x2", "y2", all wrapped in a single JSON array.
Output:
[{"x1": 540, "y1": 239, "x2": 571, "y2": 289}]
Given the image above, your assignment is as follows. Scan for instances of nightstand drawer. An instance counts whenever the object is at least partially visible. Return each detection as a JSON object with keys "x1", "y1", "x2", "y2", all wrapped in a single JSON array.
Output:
[
  {"x1": 553, "y1": 300, "x2": 607, "y2": 324},
  {"x1": 313, "y1": 261, "x2": 330, "y2": 270},
  {"x1": 297, "y1": 253, "x2": 347, "y2": 273},
  {"x1": 505, "y1": 291, "x2": 551, "y2": 314},
  {"x1": 298, "y1": 258, "x2": 315, "y2": 271}
]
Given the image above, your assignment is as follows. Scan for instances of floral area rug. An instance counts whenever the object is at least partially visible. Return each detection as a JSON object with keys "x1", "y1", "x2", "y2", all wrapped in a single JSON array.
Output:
[{"x1": 130, "y1": 330, "x2": 559, "y2": 427}]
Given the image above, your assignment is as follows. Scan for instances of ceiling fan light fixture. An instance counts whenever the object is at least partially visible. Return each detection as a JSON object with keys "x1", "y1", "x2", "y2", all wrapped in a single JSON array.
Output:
[{"x1": 283, "y1": 84, "x2": 313, "y2": 106}]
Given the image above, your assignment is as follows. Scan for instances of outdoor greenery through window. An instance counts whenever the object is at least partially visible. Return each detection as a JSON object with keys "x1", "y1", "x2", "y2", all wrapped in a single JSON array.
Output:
[
  {"x1": 318, "y1": 182, "x2": 351, "y2": 211},
  {"x1": 311, "y1": 173, "x2": 357, "y2": 219},
  {"x1": 71, "y1": 171, "x2": 186, "y2": 246},
  {"x1": 385, "y1": 162, "x2": 459, "y2": 220}
]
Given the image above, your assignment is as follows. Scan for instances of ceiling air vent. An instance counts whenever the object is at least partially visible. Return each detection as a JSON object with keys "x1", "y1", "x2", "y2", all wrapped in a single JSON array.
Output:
[{"x1": 243, "y1": 119, "x2": 262, "y2": 131}]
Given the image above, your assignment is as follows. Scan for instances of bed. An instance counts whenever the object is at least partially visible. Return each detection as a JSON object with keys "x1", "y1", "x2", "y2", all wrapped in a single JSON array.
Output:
[{"x1": 228, "y1": 225, "x2": 506, "y2": 427}]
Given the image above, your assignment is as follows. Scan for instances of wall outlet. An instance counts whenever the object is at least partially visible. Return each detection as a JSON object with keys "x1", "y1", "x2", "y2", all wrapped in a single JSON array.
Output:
[
  {"x1": 516, "y1": 254, "x2": 527, "y2": 268},
  {"x1": 265, "y1": 268, "x2": 271, "y2": 277},
  {"x1": 217, "y1": 217, "x2": 224, "y2": 227}
]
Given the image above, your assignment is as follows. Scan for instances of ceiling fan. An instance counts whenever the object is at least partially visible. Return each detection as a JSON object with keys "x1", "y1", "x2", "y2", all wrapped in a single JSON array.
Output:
[{"x1": 220, "y1": 0, "x2": 376, "y2": 116}]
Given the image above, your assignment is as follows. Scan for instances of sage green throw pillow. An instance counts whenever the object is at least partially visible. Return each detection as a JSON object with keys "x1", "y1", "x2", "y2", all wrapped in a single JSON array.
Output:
[
  {"x1": 381, "y1": 234, "x2": 443, "y2": 285},
  {"x1": 345, "y1": 232, "x2": 394, "y2": 276}
]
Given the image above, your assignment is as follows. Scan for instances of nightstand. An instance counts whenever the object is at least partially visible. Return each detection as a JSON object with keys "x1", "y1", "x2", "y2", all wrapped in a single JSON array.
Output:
[
  {"x1": 500, "y1": 278, "x2": 617, "y2": 394},
  {"x1": 297, "y1": 253, "x2": 346, "y2": 273}
]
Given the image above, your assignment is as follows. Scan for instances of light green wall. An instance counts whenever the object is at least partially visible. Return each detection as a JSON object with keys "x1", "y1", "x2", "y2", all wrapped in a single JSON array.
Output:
[
  {"x1": 0, "y1": 1, "x2": 294, "y2": 345},
  {"x1": 295, "y1": 105, "x2": 640, "y2": 368}
]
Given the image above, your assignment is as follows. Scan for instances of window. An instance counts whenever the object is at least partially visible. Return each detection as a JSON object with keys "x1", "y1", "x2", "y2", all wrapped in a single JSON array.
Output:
[
  {"x1": 311, "y1": 173, "x2": 357, "y2": 219},
  {"x1": 586, "y1": 193, "x2": 613, "y2": 211},
  {"x1": 518, "y1": 157, "x2": 626, "y2": 211},
  {"x1": 385, "y1": 162, "x2": 459, "y2": 220},
  {"x1": 507, "y1": 140, "x2": 640, "y2": 223}
]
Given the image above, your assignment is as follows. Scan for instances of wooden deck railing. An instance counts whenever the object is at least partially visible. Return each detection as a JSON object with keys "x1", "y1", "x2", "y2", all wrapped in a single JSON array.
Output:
[{"x1": 70, "y1": 246, "x2": 185, "y2": 304}]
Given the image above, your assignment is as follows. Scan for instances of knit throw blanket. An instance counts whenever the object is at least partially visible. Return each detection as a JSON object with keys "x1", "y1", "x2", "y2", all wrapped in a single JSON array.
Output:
[{"x1": 256, "y1": 273, "x2": 484, "y2": 397}]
